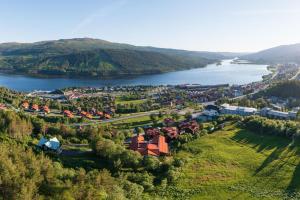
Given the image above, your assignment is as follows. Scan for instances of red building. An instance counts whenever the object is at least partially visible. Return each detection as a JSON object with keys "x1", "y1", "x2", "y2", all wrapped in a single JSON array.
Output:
[
  {"x1": 178, "y1": 120, "x2": 200, "y2": 134},
  {"x1": 144, "y1": 127, "x2": 160, "y2": 137},
  {"x1": 42, "y1": 106, "x2": 50, "y2": 114},
  {"x1": 163, "y1": 118, "x2": 175, "y2": 127},
  {"x1": 21, "y1": 102, "x2": 29, "y2": 109},
  {"x1": 63, "y1": 110, "x2": 74, "y2": 118},
  {"x1": 0, "y1": 103, "x2": 6, "y2": 110},
  {"x1": 130, "y1": 135, "x2": 169, "y2": 156},
  {"x1": 31, "y1": 104, "x2": 39, "y2": 112},
  {"x1": 161, "y1": 127, "x2": 179, "y2": 139}
]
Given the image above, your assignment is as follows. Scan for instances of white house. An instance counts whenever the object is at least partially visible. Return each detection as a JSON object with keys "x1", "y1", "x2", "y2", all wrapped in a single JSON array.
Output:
[{"x1": 37, "y1": 137, "x2": 62, "y2": 153}]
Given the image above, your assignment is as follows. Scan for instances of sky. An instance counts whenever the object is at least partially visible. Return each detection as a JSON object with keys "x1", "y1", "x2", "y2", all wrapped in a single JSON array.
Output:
[{"x1": 1, "y1": 0, "x2": 300, "y2": 52}]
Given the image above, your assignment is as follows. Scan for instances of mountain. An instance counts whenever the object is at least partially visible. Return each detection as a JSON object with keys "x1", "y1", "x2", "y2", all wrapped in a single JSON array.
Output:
[
  {"x1": 0, "y1": 38, "x2": 235, "y2": 78},
  {"x1": 242, "y1": 43, "x2": 300, "y2": 64}
]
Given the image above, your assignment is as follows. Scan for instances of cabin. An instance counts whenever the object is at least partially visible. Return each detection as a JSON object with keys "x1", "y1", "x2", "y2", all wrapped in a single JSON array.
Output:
[
  {"x1": 130, "y1": 135, "x2": 169, "y2": 156},
  {"x1": 37, "y1": 137, "x2": 62, "y2": 154}
]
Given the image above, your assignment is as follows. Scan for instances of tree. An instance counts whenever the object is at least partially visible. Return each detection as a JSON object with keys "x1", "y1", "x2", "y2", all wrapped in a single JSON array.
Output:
[
  {"x1": 171, "y1": 112, "x2": 180, "y2": 121},
  {"x1": 150, "y1": 113, "x2": 158, "y2": 124}
]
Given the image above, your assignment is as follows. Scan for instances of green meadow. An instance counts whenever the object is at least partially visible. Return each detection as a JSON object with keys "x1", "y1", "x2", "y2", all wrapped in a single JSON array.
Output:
[{"x1": 161, "y1": 125, "x2": 300, "y2": 200}]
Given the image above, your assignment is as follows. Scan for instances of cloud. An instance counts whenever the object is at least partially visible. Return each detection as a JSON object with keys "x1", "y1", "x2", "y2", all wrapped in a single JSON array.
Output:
[{"x1": 72, "y1": 0, "x2": 128, "y2": 34}]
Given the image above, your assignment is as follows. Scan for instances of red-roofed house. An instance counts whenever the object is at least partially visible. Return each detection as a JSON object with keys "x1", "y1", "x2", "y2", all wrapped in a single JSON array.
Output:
[
  {"x1": 42, "y1": 106, "x2": 50, "y2": 114},
  {"x1": 96, "y1": 111, "x2": 104, "y2": 118},
  {"x1": 31, "y1": 104, "x2": 39, "y2": 112},
  {"x1": 21, "y1": 102, "x2": 29, "y2": 109},
  {"x1": 130, "y1": 135, "x2": 169, "y2": 156},
  {"x1": 161, "y1": 127, "x2": 179, "y2": 139},
  {"x1": 144, "y1": 127, "x2": 160, "y2": 138},
  {"x1": 163, "y1": 118, "x2": 175, "y2": 127},
  {"x1": 178, "y1": 120, "x2": 200, "y2": 134},
  {"x1": 0, "y1": 103, "x2": 6, "y2": 110},
  {"x1": 63, "y1": 110, "x2": 74, "y2": 118}
]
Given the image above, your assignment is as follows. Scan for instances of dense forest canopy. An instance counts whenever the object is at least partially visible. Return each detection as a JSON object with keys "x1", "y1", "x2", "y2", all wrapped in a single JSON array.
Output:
[
  {"x1": 261, "y1": 80, "x2": 300, "y2": 99},
  {"x1": 0, "y1": 38, "x2": 233, "y2": 78}
]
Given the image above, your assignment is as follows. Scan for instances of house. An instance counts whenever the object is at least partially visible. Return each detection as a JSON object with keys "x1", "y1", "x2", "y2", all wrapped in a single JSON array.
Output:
[
  {"x1": 178, "y1": 120, "x2": 200, "y2": 134},
  {"x1": 81, "y1": 111, "x2": 93, "y2": 119},
  {"x1": 161, "y1": 127, "x2": 179, "y2": 139},
  {"x1": 37, "y1": 137, "x2": 62, "y2": 153},
  {"x1": 220, "y1": 104, "x2": 257, "y2": 116},
  {"x1": 192, "y1": 109, "x2": 219, "y2": 122},
  {"x1": 63, "y1": 110, "x2": 74, "y2": 118},
  {"x1": 0, "y1": 103, "x2": 6, "y2": 110},
  {"x1": 42, "y1": 106, "x2": 50, "y2": 114},
  {"x1": 260, "y1": 107, "x2": 297, "y2": 120},
  {"x1": 21, "y1": 102, "x2": 29, "y2": 109},
  {"x1": 31, "y1": 104, "x2": 39, "y2": 112},
  {"x1": 145, "y1": 127, "x2": 160, "y2": 137},
  {"x1": 130, "y1": 135, "x2": 169, "y2": 156},
  {"x1": 104, "y1": 113, "x2": 111, "y2": 119},
  {"x1": 163, "y1": 118, "x2": 175, "y2": 127},
  {"x1": 96, "y1": 111, "x2": 104, "y2": 118}
]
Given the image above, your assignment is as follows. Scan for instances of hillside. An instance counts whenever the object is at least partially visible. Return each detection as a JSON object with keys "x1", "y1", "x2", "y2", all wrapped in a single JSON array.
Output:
[
  {"x1": 160, "y1": 125, "x2": 300, "y2": 199},
  {"x1": 260, "y1": 80, "x2": 300, "y2": 99},
  {"x1": 0, "y1": 38, "x2": 234, "y2": 78},
  {"x1": 242, "y1": 43, "x2": 300, "y2": 64}
]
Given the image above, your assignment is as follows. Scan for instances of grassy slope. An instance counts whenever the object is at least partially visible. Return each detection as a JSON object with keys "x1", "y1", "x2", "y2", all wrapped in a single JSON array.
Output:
[{"x1": 169, "y1": 125, "x2": 300, "y2": 200}]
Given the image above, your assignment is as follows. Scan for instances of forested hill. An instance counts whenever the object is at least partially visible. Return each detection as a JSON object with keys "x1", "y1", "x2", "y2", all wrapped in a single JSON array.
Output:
[
  {"x1": 242, "y1": 43, "x2": 300, "y2": 64},
  {"x1": 261, "y1": 80, "x2": 300, "y2": 99},
  {"x1": 0, "y1": 38, "x2": 235, "y2": 78}
]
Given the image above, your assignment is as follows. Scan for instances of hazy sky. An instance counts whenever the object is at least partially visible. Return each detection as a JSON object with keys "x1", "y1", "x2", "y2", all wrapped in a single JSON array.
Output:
[{"x1": 1, "y1": 0, "x2": 300, "y2": 52}]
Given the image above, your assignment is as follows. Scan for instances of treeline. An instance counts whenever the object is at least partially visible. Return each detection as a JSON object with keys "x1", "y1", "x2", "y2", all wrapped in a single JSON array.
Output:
[
  {"x1": 262, "y1": 80, "x2": 300, "y2": 99},
  {"x1": 0, "y1": 87, "x2": 24, "y2": 107},
  {"x1": 218, "y1": 97, "x2": 269, "y2": 109},
  {"x1": 116, "y1": 100, "x2": 159, "y2": 114},
  {"x1": 0, "y1": 143, "x2": 144, "y2": 200},
  {"x1": 243, "y1": 115, "x2": 300, "y2": 138}
]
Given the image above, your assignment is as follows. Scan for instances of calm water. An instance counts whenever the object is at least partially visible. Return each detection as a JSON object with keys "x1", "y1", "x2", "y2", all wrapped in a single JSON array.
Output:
[{"x1": 0, "y1": 60, "x2": 269, "y2": 92}]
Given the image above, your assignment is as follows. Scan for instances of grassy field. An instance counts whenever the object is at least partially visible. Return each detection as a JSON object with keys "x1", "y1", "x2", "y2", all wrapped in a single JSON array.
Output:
[
  {"x1": 115, "y1": 98, "x2": 147, "y2": 105},
  {"x1": 162, "y1": 125, "x2": 300, "y2": 200}
]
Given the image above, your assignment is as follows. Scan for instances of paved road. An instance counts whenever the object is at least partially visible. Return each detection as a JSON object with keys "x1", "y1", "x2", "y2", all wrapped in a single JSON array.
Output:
[
  {"x1": 65, "y1": 110, "x2": 161, "y2": 127},
  {"x1": 289, "y1": 68, "x2": 300, "y2": 80}
]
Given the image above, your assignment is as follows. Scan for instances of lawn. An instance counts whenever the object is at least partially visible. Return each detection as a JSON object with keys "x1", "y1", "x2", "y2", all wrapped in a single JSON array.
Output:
[
  {"x1": 115, "y1": 98, "x2": 147, "y2": 105},
  {"x1": 161, "y1": 125, "x2": 300, "y2": 200}
]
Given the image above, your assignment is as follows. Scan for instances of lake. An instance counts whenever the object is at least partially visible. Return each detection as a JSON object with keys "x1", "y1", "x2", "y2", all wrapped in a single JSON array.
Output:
[{"x1": 0, "y1": 60, "x2": 270, "y2": 92}]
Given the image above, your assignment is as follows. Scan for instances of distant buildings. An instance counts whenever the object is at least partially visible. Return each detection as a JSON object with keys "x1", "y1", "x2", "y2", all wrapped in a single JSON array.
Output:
[
  {"x1": 219, "y1": 103, "x2": 298, "y2": 120},
  {"x1": 220, "y1": 104, "x2": 257, "y2": 116},
  {"x1": 260, "y1": 108, "x2": 297, "y2": 120}
]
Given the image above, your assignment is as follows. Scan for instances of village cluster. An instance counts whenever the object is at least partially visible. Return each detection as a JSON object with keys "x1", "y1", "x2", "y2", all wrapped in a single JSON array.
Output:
[{"x1": 128, "y1": 118, "x2": 200, "y2": 156}]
